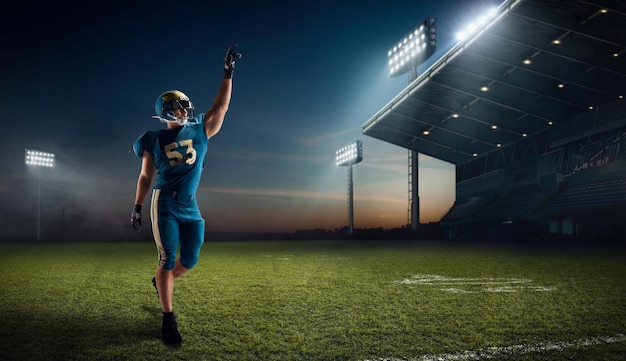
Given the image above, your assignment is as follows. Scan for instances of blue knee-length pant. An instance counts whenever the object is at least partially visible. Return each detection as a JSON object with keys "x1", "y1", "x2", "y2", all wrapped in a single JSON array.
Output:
[{"x1": 150, "y1": 189, "x2": 205, "y2": 270}]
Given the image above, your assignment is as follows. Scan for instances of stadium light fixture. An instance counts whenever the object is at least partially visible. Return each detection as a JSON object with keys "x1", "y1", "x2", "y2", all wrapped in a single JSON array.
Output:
[
  {"x1": 25, "y1": 149, "x2": 55, "y2": 167},
  {"x1": 336, "y1": 141, "x2": 363, "y2": 236},
  {"x1": 455, "y1": 7, "x2": 499, "y2": 41},
  {"x1": 336, "y1": 140, "x2": 363, "y2": 167},
  {"x1": 388, "y1": 16, "x2": 436, "y2": 78},
  {"x1": 25, "y1": 149, "x2": 55, "y2": 241}
]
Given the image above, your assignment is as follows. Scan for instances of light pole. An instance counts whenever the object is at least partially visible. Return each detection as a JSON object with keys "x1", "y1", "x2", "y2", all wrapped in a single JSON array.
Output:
[
  {"x1": 336, "y1": 141, "x2": 363, "y2": 236},
  {"x1": 25, "y1": 149, "x2": 55, "y2": 241}
]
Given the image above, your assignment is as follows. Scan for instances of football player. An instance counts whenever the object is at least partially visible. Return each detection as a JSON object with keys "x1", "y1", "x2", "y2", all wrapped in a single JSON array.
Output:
[{"x1": 131, "y1": 44, "x2": 241, "y2": 345}]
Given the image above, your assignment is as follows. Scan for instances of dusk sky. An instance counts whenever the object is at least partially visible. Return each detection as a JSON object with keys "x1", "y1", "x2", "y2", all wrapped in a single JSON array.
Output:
[{"x1": 1, "y1": 0, "x2": 502, "y2": 240}]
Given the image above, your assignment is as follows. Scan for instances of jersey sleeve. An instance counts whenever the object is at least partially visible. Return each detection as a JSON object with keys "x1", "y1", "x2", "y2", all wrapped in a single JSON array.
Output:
[
  {"x1": 194, "y1": 113, "x2": 206, "y2": 125},
  {"x1": 132, "y1": 131, "x2": 154, "y2": 158}
]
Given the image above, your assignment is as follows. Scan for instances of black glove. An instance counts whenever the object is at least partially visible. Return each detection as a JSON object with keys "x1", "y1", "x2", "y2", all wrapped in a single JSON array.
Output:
[
  {"x1": 224, "y1": 43, "x2": 242, "y2": 79},
  {"x1": 131, "y1": 204, "x2": 142, "y2": 231}
]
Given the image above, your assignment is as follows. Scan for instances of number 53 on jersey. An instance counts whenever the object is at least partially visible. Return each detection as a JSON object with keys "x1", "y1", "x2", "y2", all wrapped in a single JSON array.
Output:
[{"x1": 164, "y1": 139, "x2": 196, "y2": 166}]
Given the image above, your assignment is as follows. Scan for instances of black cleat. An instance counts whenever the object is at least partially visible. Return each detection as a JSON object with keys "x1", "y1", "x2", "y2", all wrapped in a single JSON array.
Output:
[
  {"x1": 162, "y1": 313, "x2": 182, "y2": 345},
  {"x1": 152, "y1": 277, "x2": 159, "y2": 298}
]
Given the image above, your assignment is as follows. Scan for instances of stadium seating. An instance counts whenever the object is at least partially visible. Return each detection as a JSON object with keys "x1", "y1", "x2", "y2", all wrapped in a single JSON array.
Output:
[
  {"x1": 470, "y1": 188, "x2": 550, "y2": 222},
  {"x1": 545, "y1": 178, "x2": 626, "y2": 214},
  {"x1": 440, "y1": 194, "x2": 497, "y2": 222}
]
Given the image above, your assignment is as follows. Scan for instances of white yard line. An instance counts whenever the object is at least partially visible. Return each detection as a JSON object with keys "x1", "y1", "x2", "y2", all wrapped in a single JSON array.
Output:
[
  {"x1": 393, "y1": 274, "x2": 556, "y2": 293},
  {"x1": 364, "y1": 334, "x2": 626, "y2": 361}
]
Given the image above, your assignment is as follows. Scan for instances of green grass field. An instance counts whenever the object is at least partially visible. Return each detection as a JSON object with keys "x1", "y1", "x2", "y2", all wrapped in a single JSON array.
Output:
[{"x1": 0, "y1": 240, "x2": 624, "y2": 360}]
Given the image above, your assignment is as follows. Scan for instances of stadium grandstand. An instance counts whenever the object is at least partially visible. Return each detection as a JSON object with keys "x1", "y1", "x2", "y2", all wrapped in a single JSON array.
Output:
[{"x1": 363, "y1": 0, "x2": 626, "y2": 241}]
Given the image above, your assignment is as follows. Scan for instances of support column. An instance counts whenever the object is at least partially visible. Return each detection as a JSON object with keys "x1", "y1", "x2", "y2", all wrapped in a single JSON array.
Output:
[
  {"x1": 408, "y1": 65, "x2": 420, "y2": 230},
  {"x1": 408, "y1": 149, "x2": 419, "y2": 229},
  {"x1": 348, "y1": 163, "x2": 354, "y2": 236}
]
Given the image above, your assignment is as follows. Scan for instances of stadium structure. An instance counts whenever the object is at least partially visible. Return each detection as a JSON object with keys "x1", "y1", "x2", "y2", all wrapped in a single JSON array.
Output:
[{"x1": 363, "y1": 0, "x2": 626, "y2": 241}]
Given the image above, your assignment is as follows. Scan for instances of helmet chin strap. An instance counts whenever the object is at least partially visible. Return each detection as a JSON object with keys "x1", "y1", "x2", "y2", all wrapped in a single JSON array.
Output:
[{"x1": 152, "y1": 115, "x2": 189, "y2": 126}]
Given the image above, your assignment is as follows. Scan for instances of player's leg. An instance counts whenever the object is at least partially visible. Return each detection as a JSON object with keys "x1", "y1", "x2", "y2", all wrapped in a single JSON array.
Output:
[
  {"x1": 155, "y1": 220, "x2": 202, "y2": 346},
  {"x1": 150, "y1": 190, "x2": 179, "y2": 306},
  {"x1": 150, "y1": 191, "x2": 182, "y2": 345},
  {"x1": 172, "y1": 258, "x2": 189, "y2": 279},
  {"x1": 152, "y1": 254, "x2": 188, "y2": 298},
  {"x1": 179, "y1": 219, "x2": 205, "y2": 270},
  {"x1": 155, "y1": 266, "x2": 174, "y2": 312},
  {"x1": 154, "y1": 258, "x2": 183, "y2": 345},
  {"x1": 152, "y1": 213, "x2": 179, "y2": 312},
  {"x1": 155, "y1": 227, "x2": 195, "y2": 346}
]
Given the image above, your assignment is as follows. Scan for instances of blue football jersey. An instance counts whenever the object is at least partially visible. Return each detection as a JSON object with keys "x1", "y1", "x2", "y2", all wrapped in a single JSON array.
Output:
[{"x1": 133, "y1": 118, "x2": 208, "y2": 195}]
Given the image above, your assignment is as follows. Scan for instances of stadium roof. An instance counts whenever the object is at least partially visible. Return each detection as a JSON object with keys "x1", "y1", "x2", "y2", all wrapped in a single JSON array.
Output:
[{"x1": 363, "y1": 0, "x2": 626, "y2": 166}]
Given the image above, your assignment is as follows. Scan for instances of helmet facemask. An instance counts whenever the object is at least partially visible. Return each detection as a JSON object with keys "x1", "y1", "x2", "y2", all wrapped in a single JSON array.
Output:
[{"x1": 153, "y1": 91, "x2": 195, "y2": 126}]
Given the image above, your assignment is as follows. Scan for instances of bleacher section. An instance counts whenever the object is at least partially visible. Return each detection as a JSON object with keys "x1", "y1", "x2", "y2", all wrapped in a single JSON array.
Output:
[
  {"x1": 471, "y1": 189, "x2": 550, "y2": 222},
  {"x1": 441, "y1": 194, "x2": 496, "y2": 222},
  {"x1": 545, "y1": 178, "x2": 626, "y2": 215}
]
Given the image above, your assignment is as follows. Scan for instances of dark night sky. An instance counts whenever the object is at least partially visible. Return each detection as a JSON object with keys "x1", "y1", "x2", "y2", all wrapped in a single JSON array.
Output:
[{"x1": 0, "y1": 0, "x2": 502, "y2": 240}]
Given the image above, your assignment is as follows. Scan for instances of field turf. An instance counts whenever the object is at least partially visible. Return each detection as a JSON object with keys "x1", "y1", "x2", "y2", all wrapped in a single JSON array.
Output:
[{"x1": 0, "y1": 240, "x2": 624, "y2": 360}]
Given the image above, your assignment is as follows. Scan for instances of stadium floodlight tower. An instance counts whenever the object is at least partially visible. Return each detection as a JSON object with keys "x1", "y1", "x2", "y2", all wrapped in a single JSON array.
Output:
[
  {"x1": 25, "y1": 149, "x2": 55, "y2": 241},
  {"x1": 388, "y1": 16, "x2": 436, "y2": 80},
  {"x1": 336, "y1": 141, "x2": 363, "y2": 236},
  {"x1": 387, "y1": 16, "x2": 436, "y2": 230}
]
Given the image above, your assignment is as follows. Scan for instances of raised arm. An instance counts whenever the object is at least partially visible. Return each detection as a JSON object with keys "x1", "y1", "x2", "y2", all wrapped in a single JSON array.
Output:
[
  {"x1": 204, "y1": 43, "x2": 241, "y2": 139},
  {"x1": 204, "y1": 78, "x2": 232, "y2": 139}
]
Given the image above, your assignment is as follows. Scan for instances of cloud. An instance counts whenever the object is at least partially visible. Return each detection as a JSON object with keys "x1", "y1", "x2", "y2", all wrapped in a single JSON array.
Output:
[
  {"x1": 198, "y1": 184, "x2": 409, "y2": 206},
  {"x1": 361, "y1": 158, "x2": 405, "y2": 174},
  {"x1": 199, "y1": 186, "x2": 344, "y2": 201},
  {"x1": 297, "y1": 126, "x2": 360, "y2": 146}
]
